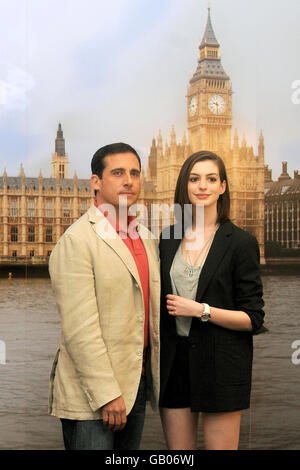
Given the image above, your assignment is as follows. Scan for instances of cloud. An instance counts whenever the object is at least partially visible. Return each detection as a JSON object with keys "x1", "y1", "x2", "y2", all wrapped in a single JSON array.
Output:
[
  {"x1": 0, "y1": 63, "x2": 35, "y2": 111},
  {"x1": 0, "y1": 0, "x2": 300, "y2": 180}
]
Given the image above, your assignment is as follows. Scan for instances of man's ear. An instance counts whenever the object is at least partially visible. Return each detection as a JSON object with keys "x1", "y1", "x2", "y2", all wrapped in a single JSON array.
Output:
[{"x1": 90, "y1": 174, "x2": 102, "y2": 193}]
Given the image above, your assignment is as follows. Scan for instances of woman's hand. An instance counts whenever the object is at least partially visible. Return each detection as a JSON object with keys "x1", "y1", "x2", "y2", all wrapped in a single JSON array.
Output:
[{"x1": 166, "y1": 294, "x2": 203, "y2": 318}]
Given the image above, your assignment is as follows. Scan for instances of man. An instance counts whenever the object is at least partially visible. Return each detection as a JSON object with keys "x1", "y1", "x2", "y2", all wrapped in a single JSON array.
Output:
[{"x1": 48, "y1": 143, "x2": 160, "y2": 450}]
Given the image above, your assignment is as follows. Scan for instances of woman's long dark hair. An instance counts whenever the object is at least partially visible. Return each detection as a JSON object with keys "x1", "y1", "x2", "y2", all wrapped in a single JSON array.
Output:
[{"x1": 174, "y1": 150, "x2": 230, "y2": 226}]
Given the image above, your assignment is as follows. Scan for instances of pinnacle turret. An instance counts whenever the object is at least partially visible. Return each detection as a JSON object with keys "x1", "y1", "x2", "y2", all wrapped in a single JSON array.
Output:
[
  {"x1": 55, "y1": 122, "x2": 65, "y2": 156},
  {"x1": 200, "y1": 7, "x2": 219, "y2": 49}
]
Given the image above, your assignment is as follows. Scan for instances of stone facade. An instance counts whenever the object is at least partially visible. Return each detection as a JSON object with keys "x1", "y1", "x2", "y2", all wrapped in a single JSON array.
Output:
[
  {"x1": 3, "y1": 8, "x2": 296, "y2": 266},
  {"x1": 140, "y1": 8, "x2": 266, "y2": 262},
  {"x1": 265, "y1": 162, "x2": 300, "y2": 249},
  {"x1": 0, "y1": 124, "x2": 93, "y2": 263}
]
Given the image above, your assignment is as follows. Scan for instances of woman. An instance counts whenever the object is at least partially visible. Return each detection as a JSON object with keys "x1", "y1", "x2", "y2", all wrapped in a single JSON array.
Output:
[{"x1": 159, "y1": 150, "x2": 265, "y2": 450}]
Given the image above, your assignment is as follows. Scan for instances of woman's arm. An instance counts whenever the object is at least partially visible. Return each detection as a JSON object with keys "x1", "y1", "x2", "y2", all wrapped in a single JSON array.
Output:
[
  {"x1": 166, "y1": 232, "x2": 265, "y2": 333},
  {"x1": 166, "y1": 294, "x2": 252, "y2": 331}
]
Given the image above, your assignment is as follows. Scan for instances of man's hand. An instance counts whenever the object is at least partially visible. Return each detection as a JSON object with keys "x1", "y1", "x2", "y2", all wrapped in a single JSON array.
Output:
[{"x1": 102, "y1": 396, "x2": 127, "y2": 431}]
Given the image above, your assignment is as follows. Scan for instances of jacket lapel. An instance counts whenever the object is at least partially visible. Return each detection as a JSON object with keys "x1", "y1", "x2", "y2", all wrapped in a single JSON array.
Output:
[
  {"x1": 195, "y1": 220, "x2": 233, "y2": 302},
  {"x1": 87, "y1": 204, "x2": 141, "y2": 288},
  {"x1": 137, "y1": 223, "x2": 160, "y2": 282},
  {"x1": 161, "y1": 225, "x2": 182, "y2": 295}
]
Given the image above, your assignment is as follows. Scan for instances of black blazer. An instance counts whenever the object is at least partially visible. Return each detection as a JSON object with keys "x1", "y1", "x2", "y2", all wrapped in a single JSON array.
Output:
[{"x1": 159, "y1": 220, "x2": 265, "y2": 412}]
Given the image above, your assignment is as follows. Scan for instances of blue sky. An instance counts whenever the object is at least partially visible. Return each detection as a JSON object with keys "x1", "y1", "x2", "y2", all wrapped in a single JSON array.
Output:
[{"x1": 0, "y1": 0, "x2": 299, "y2": 180}]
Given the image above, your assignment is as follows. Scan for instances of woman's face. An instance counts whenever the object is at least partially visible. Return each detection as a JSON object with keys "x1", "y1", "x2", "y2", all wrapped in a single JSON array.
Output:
[{"x1": 187, "y1": 159, "x2": 226, "y2": 209}]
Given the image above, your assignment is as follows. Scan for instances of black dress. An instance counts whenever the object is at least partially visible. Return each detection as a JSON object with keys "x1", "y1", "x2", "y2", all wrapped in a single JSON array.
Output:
[{"x1": 159, "y1": 220, "x2": 266, "y2": 412}]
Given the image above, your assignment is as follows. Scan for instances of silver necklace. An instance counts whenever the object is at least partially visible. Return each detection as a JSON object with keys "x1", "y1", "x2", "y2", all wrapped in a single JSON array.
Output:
[{"x1": 183, "y1": 225, "x2": 219, "y2": 277}]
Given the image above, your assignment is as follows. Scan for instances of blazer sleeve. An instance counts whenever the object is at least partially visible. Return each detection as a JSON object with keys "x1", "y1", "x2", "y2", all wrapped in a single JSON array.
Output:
[
  {"x1": 49, "y1": 233, "x2": 122, "y2": 412},
  {"x1": 232, "y1": 234, "x2": 265, "y2": 334}
]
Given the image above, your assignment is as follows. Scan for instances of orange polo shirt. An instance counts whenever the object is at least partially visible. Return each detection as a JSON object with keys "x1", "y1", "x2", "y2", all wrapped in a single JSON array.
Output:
[{"x1": 94, "y1": 202, "x2": 149, "y2": 367}]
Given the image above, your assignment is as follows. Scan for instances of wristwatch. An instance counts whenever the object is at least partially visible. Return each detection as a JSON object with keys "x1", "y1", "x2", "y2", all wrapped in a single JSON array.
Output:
[{"x1": 199, "y1": 303, "x2": 211, "y2": 322}]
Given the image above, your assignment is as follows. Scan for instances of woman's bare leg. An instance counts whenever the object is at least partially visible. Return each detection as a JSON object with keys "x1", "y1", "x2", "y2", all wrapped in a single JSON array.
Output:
[
  {"x1": 202, "y1": 410, "x2": 242, "y2": 450},
  {"x1": 159, "y1": 407, "x2": 199, "y2": 450}
]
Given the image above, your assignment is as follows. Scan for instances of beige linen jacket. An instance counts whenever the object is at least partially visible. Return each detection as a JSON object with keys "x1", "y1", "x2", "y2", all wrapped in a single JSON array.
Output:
[{"x1": 48, "y1": 204, "x2": 160, "y2": 420}]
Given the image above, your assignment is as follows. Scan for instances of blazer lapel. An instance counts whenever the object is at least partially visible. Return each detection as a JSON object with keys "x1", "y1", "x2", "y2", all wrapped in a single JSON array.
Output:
[
  {"x1": 137, "y1": 223, "x2": 160, "y2": 282},
  {"x1": 195, "y1": 220, "x2": 233, "y2": 302},
  {"x1": 88, "y1": 204, "x2": 141, "y2": 288},
  {"x1": 161, "y1": 225, "x2": 181, "y2": 295}
]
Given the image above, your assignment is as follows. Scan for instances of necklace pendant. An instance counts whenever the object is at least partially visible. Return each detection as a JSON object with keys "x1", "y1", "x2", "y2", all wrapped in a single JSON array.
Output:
[{"x1": 185, "y1": 266, "x2": 194, "y2": 277}]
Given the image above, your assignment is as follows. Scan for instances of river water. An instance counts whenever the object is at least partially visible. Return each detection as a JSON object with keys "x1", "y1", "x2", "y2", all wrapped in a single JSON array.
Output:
[{"x1": 0, "y1": 272, "x2": 299, "y2": 450}]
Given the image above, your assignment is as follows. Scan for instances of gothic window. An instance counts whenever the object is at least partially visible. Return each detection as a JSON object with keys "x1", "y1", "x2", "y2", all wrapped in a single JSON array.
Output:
[
  {"x1": 246, "y1": 200, "x2": 253, "y2": 219},
  {"x1": 27, "y1": 199, "x2": 35, "y2": 217},
  {"x1": 29, "y1": 250, "x2": 35, "y2": 257},
  {"x1": 80, "y1": 199, "x2": 87, "y2": 216},
  {"x1": 63, "y1": 200, "x2": 70, "y2": 217},
  {"x1": 59, "y1": 164, "x2": 65, "y2": 179},
  {"x1": 45, "y1": 199, "x2": 53, "y2": 217},
  {"x1": 45, "y1": 226, "x2": 53, "y2": 243},
  {"x1": 10, "y1": 198, "x2": 18, "y2": 216},
  {"x1": 11, "y1": 226, "x2": 18, "y2": 242},
  {"x1": 28, "y1": 226, "x2": 35, "y2": 242}
]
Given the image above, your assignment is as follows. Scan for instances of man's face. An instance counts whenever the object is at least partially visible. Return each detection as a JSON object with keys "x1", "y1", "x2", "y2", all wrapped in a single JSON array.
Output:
[{"x1": 91, "y1": 152, "x2": 141, "y2": 211}]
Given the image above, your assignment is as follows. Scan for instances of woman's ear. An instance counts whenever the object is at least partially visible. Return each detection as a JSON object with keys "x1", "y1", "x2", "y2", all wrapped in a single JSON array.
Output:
[{"x1": 220, "y1": 180, "x2": 226, "y2": 195}]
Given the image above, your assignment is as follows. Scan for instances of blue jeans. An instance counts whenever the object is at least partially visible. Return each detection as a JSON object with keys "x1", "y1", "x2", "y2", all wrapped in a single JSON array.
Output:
[{"x1": 60, "y1": 374, "x2": 146, "y2": 450}]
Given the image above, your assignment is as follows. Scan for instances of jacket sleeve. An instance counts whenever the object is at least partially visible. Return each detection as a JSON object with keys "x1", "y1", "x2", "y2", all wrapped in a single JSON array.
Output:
[
  {"x1": 49, "y1": 233, "x2": 122, "y2": 412},
  {"x1": 232, "y1": 235, "x2": 266, "y2": 334}
]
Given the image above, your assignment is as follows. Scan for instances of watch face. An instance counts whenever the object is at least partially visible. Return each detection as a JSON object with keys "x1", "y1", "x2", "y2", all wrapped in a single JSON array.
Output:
[
  {"x1": 208, "y1": 94, "x2": 226, "y2": 115},
  {"x1": 189, "y1": 95, "x2": 197, "y2": 116},
  {"x1": 200, "y1": 313, "x2": 211, "y2": 322}
]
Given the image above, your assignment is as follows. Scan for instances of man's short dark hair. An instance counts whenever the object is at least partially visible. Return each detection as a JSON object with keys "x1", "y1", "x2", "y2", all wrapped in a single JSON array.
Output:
[{"x1": 91, "y1": 142, "x2": 141, "y2": 179}]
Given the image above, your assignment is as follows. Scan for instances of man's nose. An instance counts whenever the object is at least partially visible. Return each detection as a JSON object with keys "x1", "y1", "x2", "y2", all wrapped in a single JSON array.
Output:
[{"x1": 123, "y1": 172, "x2": 133, "y2": 185}]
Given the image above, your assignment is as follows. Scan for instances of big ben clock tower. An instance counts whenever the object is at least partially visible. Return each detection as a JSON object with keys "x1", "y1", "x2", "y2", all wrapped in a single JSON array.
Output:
[{"x1": 187, "y1": 7, "x2": 232, "y2": 153}]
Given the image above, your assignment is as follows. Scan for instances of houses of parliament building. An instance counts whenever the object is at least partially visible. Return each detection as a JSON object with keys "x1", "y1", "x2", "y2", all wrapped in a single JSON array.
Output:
[{"x1": 0, "y1": 8, "x2": 299, "y2": 267}]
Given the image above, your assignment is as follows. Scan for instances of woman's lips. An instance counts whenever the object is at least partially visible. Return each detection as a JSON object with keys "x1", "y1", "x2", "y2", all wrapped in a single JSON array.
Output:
[{"x1": 195, "y1": 194, "x2": 209, "y2": 199}]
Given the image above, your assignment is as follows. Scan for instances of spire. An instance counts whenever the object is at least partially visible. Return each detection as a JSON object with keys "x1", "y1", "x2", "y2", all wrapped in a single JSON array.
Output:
[
  {"x1": 265, "y1": 164, "x2": 273, "y2": 183},
  {"x1": 200, "y1": 6, "x2": 219, "y2": 49},
  {"x1": 151, "y1": 137, "x2": 156, "y2": 151},
  {"x1": 55, "y1": 122, "x2": 65, "y2": 156},
  {"x1": 157, "y1": 130, "x2": 163, "y2": 150},
  {"x1": 233, "y1": 128, "x2": 239, "y2": 148},
  {"x1": 19, "y1": 163, "x2": 25, "y2": 177},
  {"x1": 170, "y1": 125, "x2": 176, "y2": 146},
  {"x1": 258, "y1": 130, "x2": 264, "y2": 159},
  {"x1": 190, "y1": 6, "x2": 229, "y2": 83}
]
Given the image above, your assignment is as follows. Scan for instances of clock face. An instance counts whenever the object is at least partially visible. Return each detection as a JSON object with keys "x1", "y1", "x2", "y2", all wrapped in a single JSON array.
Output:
[
  {"x1": 208, "y1": 94, "x2": 226, "y2": 115},
  {"x1": 189, "y1": 95, "x2": 197, "y2": 116}
]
